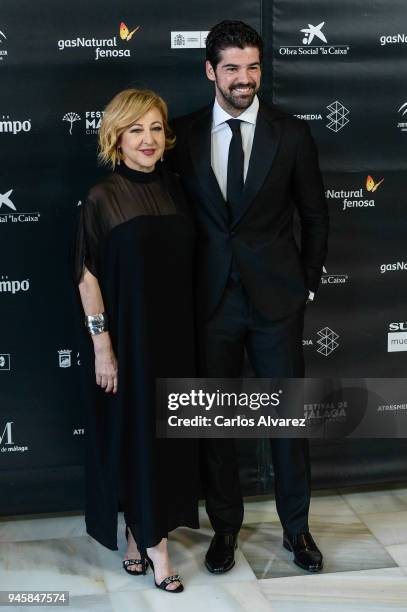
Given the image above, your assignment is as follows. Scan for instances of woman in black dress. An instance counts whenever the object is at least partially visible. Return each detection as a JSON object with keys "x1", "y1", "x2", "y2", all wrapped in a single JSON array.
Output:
[{"x1": 74, "y1": 89, "x2": 200, "y2": 593}]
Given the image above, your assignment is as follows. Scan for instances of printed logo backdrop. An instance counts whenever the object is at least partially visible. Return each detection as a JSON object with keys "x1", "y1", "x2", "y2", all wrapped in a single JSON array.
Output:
[{"x1": 1, "y1": 0, "x2": 406, "y2": 513}]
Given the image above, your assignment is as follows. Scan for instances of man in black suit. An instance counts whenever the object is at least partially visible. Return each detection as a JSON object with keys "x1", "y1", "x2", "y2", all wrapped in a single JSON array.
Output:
[{"x1": 169, "y1": 20, "x2": 328, "y2": 574}]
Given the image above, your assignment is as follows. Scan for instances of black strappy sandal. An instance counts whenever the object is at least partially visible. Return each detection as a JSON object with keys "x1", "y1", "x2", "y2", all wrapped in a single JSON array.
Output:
[
  {"x1": 122, "y1": 526, "x2": 148, "y2": 576},
  {"x1": 143, "y1": 552, "x2": 184, "y2": 593}
]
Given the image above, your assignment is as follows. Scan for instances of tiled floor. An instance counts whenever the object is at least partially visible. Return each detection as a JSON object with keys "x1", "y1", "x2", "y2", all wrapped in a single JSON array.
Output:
[{"x1": 1, "y1": 483, "x2": 407, "y2": 611}]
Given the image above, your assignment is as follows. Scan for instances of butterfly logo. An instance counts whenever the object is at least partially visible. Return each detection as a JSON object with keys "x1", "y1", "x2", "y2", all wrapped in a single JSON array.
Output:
[
  {"x1": 119, "y1": 22, "x2": 140, "y2": 42},
  {"x1": 366, "y1": 175, "x2": 384, "y2": 193}
]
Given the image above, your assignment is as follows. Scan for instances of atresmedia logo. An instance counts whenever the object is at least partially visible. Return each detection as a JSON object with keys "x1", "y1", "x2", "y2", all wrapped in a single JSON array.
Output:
[
  {"x1": 303, "y1": 327, "x2": 340, "y2": 357},
  {"x1": 294, "y1": 100, "x2": 350, "y2": 132}
]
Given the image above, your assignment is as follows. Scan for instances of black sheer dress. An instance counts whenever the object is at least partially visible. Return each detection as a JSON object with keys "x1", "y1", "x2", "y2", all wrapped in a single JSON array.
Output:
[{"x1": 74, "y1": 162, "x2": 200, "y2": 551}]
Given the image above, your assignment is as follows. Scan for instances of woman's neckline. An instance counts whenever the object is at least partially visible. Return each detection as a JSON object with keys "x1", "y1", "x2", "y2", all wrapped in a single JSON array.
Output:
[{"x1": 115, "y1": 162, "x2": 160, "y2": 183}]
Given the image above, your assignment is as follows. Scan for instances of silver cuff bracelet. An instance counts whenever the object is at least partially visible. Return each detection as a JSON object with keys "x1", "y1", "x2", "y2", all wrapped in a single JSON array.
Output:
[{"x1": 85, "y1": 312, "x2": 108, "y2": 335}]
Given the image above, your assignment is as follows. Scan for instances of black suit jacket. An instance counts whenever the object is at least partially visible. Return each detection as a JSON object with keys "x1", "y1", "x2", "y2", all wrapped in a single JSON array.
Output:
[{"x1": 168, "y1": 99, "x2": 329, "y2": 322}]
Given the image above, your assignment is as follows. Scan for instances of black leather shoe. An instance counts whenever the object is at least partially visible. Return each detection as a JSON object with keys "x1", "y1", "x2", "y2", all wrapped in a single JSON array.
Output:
[
  {"x1": 283, "y1": 531, "x2": 323, "y2": 572},
  {"x1": 205, "y1": 534, "x2": 238, "y2": 574}
]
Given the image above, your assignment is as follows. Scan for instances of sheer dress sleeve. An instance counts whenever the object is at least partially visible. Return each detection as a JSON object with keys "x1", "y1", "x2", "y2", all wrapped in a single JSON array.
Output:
[{"x1": 73, "y1": 196, "x2": 103, "y2": 284}]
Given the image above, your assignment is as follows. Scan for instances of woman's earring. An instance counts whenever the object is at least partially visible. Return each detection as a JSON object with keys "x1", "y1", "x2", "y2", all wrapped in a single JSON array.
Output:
[
  {"x1": 160, "y1": 155, "x2": 164, "y2": 162},
  {"x1": 116, "y1": 147, "x2": 121, "y2": 166}
]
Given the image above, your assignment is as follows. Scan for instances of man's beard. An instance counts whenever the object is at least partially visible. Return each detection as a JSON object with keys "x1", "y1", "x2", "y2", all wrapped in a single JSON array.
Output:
[{"x1": 216, "y1": 80, "x2": 258, "y2": 111}]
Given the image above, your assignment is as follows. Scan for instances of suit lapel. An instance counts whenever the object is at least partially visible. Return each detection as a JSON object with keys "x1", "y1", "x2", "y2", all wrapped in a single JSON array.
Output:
[
  {"x1": 189, "y1": 105, "x2": 230, "y2": 226},
  {"x1": 231, "y1": 105, "x2": 282, "y2": 228}
]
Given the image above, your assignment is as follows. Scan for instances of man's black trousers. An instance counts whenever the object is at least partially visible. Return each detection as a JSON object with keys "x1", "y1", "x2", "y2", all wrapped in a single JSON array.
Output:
[{"x1": 199, "y1": 277, "x2": 311, "y2": 536}]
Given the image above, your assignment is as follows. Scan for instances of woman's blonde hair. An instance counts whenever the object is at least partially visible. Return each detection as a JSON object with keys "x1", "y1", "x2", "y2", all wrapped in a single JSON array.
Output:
[{"x1": 98, "y1": 88, "x2": 175, "y2": 169}]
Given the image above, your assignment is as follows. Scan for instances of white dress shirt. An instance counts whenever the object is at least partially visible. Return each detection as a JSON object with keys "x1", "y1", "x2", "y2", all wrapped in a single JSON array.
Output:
[{"x1": 211, "y1": 95, "x2": 259, "y2": 201}]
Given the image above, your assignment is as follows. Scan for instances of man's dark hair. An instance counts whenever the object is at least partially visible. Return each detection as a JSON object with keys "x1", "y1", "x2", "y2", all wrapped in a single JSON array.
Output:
[{"x1": 206, "y1": 20, "x2": 263, "y2": 69}]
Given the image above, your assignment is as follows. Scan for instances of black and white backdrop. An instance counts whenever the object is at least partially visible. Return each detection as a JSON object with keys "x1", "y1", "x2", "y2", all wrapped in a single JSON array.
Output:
[{"x1": 1, "y1": 0, "x2": 406, "y2": 514}]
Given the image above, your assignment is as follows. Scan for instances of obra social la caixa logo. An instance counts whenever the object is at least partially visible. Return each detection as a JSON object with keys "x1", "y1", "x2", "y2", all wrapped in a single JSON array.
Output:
[
  {"x1": 0, "y1": 422, "x2": 29, "y2": 453},
  {"x1": 0, "y1": 188, "x2": 40, "y2": 224},
  {"x1": 278, "y1": 21, "x2": 350, "y2": 57},
  {"x1": 62, "y1": 111, "x2": 104, "y2": 136},
  {"x1": 57, "y1": 22, "x2": 140, "y2": 61},
  {"x1": 325, "y1": 175, "x2": 384, "y2": 212},
  {"x1": 321, "y1": 266, "x2": 348, "y2": 287}
]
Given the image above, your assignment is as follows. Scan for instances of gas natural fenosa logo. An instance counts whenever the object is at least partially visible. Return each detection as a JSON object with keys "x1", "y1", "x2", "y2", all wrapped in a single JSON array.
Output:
[
  {"x1": 119, "y1": 22, "x2": 140, "y2": 42},
  {"x1": 57, "y1": 22, "x2": 140, "y2": 61},
  {"x1": 325, "y1": 175, "x2": 384, "y2": 212},
  {"x1": 366, "y1": 175, "x2": 384, "y2": 193},
  {"x1": 380, "y1": 33, "x2": 407, "y2": 47}
]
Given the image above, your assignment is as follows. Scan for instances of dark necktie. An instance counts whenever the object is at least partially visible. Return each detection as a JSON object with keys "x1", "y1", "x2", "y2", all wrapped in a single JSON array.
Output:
[{"x1": 226, "y1": 119, "x2": 244, "y2": 215}]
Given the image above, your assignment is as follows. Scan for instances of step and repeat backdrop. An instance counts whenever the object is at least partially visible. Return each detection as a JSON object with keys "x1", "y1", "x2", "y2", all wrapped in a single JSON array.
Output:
[{"x1": 1, "y1": 0, "x2": 406, "y2": 513}]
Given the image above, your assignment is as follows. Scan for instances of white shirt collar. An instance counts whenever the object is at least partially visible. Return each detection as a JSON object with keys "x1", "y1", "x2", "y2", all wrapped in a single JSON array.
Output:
[{"x1": 212, "y1": 95, "x2": 259, "y2": 128}]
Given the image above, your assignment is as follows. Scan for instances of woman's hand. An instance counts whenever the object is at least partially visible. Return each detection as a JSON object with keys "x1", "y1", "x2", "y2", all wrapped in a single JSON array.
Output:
[
  {"x1": 78, "y1": 268, "x2": 118, "y2": 393},
  {"x1": 93, "y1": 333, "x2": 118, "y2": 394}
]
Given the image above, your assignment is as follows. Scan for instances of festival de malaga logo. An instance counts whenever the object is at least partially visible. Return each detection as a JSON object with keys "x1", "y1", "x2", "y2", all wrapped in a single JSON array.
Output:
[{"x1": 62, "y1": 111, "x2": 104, "y2": 135}]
